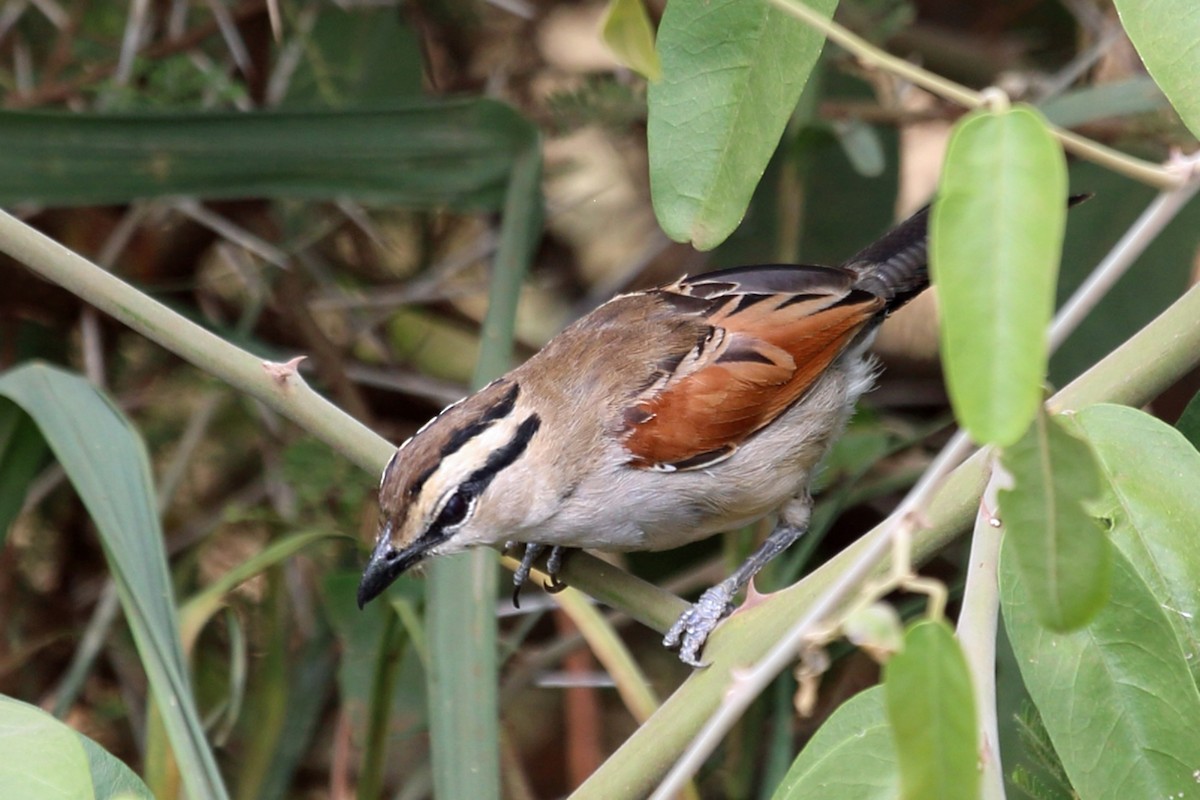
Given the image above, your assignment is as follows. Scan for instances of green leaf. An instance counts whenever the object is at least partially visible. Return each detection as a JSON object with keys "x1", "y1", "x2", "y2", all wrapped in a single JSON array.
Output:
[
  {"x1": 75, "y1": 731, "x2": 155, "y2": 800},
  {"x1": 0, "y1": 101, "x2": 536, "y2": 209},
  {"x1": 931, "y1": 105, "x2": 1067, "y2": 446},
  {"x1": 1074, "y1": 404, "x2": 1200, "y2": 683},
  {"x1": 1112, "y1": 0, "x2": 1200, "y2": 139},
  {"x1": 883, "y1": 620, "x2": 979, "y2": 800},
  {"x1": 0, "y1": 400, "x2": 48, "y2": 547},
  {"x1": 1001, "y1": 542, "x2": 1200, "y2": 799},
  {"x1": 647, "y1": 0, "x2": 838, "y2": 249},
  {"x1": 1175, "y1": 388, "x2": 1200, "y2": 451},
  {"x1": 1037, "y1": 76, "x2": 1169, "y2": 129},
  {"x1": 998, "y1": 409, "x2": 1110, "y2": 631},
  {"x1": 601, "y1": 0, "x2": 662, "y2": 82},
  {"x1": 771, "y1": 686, "x2": 897, "y2": 800},
  {"x1": 0, "y1": 697, "x2": 151, "y2": 798},
  {"x1": 0, "y1": 695, "x2": 94, "y2": 799},
  {"x1": 0, "y1": 363, "x2": 228, "y2": 800}
]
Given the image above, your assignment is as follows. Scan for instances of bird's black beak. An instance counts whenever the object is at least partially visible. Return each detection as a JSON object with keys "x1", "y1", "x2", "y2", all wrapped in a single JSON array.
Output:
[{"x1": 357, "y1": 525, "x2": 426, "y2": 609}]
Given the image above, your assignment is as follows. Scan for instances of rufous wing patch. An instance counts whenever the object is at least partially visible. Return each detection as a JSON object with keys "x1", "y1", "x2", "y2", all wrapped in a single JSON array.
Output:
[{"x1": 623, "y1": 292, "x2": 882, "y2": 469}]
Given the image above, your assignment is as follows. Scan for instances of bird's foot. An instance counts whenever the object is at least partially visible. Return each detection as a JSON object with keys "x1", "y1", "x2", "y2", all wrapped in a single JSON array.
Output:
[
  {"x1": 511, "y1": 544, "x2": 570, "y2": 607},
  {"x1": 664, "y1": 583, "x2": 736, "y2": 668},
  {"x1": 543, "y1": 545, "x2": 568, "y2": 593}
]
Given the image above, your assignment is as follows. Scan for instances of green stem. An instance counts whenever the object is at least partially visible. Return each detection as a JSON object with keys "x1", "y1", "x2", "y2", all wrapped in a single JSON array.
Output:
[
  {"x1": 769, "y1": 0, "x2": 1180, "y2": 189},
  {"x1": 955, "y1": 471, "x2": 1006, "y2": 800},
  {"x1": 426, "y1": 141, "x2": 543, "y2": 800}
]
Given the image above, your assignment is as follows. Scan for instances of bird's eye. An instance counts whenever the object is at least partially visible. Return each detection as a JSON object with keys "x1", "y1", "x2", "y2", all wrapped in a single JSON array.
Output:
[{"x1": 436, "y1": 491, "x2": 471, "y2": 530}]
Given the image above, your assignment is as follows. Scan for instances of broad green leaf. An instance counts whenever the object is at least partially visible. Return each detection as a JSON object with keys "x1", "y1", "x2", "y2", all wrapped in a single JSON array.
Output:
[
  {"x1": 0, "y1": 695, "x2": 94, "y2": 799},
  {"x1": 601, "y1": 0, "x2": 662, "y2": 82},
  {"x1": 0, "y1": 363, "x2": 228, "y2": 800},
  {"x1": 647, "y1": 0, "x2": 838, "y2": 249},
  {"x1": 1001, "y1": 543, "x2": 1200, "y2": 799},
  {"x1": 0, "y1": 101, "x2": 536, "y2": 209},
  {"x1": 771, "y1": 686, "x2": 897, "y2": 800},
  {"x1": 1112, "y1": 0, "x2": 1200, "y2": 139},
  {"x1": 931, "y1": 105, "x2": 1067, "y2": 446},
  {"x1": 75, "y1": 731, "x2": 155, "y2": 800},
  {"x1": 1074, "y1": 404, "x2": 1200, "y2": 682},
  {"x1": 0, "y1": 400, "x2": 48, "y2": 546},
  {"x1": 999, "y1": 409, "x2": 1110, "y2": 631},
  {"x1": 884, "y1": 620, "x2": 979, "y2": 800}
]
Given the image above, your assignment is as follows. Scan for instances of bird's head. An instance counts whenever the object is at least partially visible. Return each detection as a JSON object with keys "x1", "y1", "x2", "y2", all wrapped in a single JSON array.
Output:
[{"x1": 356, "y1": 379, "x2": 542, "y2": 607}]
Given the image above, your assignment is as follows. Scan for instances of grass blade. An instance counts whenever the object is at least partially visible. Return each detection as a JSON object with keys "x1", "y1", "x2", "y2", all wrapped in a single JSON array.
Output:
[
  {"x1": 0, "y1": 102, "x2": 534, "y2": 209},
  {"x1": 0, "y1": 363, "x2": 228, "y2": 800}
]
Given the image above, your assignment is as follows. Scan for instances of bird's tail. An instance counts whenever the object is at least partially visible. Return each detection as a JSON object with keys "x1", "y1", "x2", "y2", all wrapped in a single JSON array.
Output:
[
  {"x1": 843, "y1": 194, "x2": 1090, "y2": 313},
  {"x1": 840, "y1": 205, "x2": 930, "y2": 313}
]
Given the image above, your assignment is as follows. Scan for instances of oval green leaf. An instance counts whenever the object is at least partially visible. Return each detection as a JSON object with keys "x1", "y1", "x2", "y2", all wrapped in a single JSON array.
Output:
[
  {"x1": 1113, "y1": 0, "x2": 1200, "y2": 139},
  {"x1": 883, "y1": 620, "x2": 979, "y2": 800},
  {"x1": 931, "y1": 105, "x2": 1067, "y2": 446},
  {"x1": 1073, "y1": 403, "x2": 1200, "y2": 683},
  {"x1": 0, "y1": 695, "x2": 94, "y2": 799},
  {"x1": 771, "y1": 686, "x2": 897, "y2": 800},
  {"x1": 601, "y1": 0, "x2": 662, "y2": 82},
  {"x1": 647, "y1": 0, "x2": 838, "y2": 249},
  {"x1": 1001, "y1": 542, "x2": 1200, "y2": 799},
  {"x1": 0, "y1": 363, "x2": 228, "y2": 800},
  {"x1": 999, "y1": 409, "x2": 1110, "y2": 631}
]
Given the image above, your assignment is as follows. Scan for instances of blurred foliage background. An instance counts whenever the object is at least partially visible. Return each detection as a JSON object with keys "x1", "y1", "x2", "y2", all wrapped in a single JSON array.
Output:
[{"x1": 1, "y1": 0, "x2": 1197, "y2": 798}]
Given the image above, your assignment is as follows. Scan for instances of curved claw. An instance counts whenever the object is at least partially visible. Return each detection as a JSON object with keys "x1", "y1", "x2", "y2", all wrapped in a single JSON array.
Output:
[
  {"x1": 664, "y1": 584, "x2": 736, "y2": 668},
  {"x1": 542, "y1": 546, "x2": 570, "y2": 593}
]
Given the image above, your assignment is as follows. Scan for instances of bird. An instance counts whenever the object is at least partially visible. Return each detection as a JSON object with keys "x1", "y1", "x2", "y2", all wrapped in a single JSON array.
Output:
[{"x1": 357, "y1": 203, "x2": 933, "y2": 667}]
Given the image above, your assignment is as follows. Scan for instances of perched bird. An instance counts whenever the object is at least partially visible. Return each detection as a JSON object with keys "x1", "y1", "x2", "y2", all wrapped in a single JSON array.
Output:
[{"x1": 358, "y1": 204, "x2": 931, "y2": 666}]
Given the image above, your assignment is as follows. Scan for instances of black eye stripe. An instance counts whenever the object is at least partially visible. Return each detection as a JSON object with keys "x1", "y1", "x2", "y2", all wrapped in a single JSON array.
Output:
[
  {"x1": 404, "y1": 382, "x2": 521, "y2": 501},
  {"x1": 426, "y1": 413, "x2": 541, "y2": 539},
  {"x1": 439, "y1": 382, "x2": 520, "y2": 460},
  {"x1": 470, "y1": 413, "x2": 541, "y2": 484}
]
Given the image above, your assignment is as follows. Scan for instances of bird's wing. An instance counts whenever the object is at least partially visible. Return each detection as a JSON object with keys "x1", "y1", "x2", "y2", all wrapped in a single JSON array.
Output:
[{"x1": 621, "y1": 265, "x2": 884, "y2": 470}]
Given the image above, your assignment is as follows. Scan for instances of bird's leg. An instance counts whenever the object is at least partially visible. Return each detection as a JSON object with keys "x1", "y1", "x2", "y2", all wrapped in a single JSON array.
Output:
[
  {"x1": 543, "y1": 546, "x2": 570, "y2": 593},
  {"x1": 511, "y1": 543, "x2": 545, "y2": 608},
  {"x1": 665, "y1": 504, "x2": 810, "y2": 667}
]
